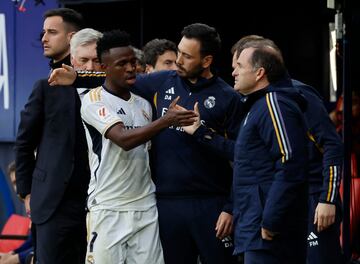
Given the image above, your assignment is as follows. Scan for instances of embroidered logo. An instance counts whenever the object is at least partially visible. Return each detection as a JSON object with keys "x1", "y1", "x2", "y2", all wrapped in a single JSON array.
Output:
[
  {"x1": 98, "y1": 107, "x2": 106, "y2": 117},
  {"x1": 204, "y1": 96, "x2": 216, "y2": 109},
  {"x1": 307, "y1": 232, "x2": 319, "y2": 247},
  {"x1": 165, "y1": 87, "x2": 175, "y2": 94},
  {"x1": 221, "y1": 236, "x2": 233, "y2": 248}
]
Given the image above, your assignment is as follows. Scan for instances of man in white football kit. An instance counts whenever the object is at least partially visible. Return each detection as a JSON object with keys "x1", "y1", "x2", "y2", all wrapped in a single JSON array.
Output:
[{"x1": 80, "y1": 30, "x2": 197, "y2": 264}]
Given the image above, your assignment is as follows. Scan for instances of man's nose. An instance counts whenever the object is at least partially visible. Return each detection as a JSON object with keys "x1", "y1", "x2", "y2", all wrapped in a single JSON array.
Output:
[{"x1": 85, "y1": 61, "x2": 96, "y2": 71}]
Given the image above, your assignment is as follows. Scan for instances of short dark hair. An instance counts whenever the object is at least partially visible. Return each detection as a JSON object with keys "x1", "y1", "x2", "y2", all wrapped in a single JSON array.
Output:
[
  {"x1": 44, "y1": 8, "x2": 84, "y2": 32},
  {"x1": 96, "y1": 29, "x2": 131, "y2": 63},
  {"x1": 245, "y1": 41, "x2": 286, "y2": 83},
  {"x1": 181, "y1": 23, "x2": 221, "y2": 59},
  {"x1": 143, "y1": 39, "x2": 177, "y2": 67}
]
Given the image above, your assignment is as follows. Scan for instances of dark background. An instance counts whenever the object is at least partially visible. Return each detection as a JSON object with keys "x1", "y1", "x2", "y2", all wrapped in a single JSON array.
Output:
[{"x1": 63, "y1": 0, "x2": 360, "y2": 101}]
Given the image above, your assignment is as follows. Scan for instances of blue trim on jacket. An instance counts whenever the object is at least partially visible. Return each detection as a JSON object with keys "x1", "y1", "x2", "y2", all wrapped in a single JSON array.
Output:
[{"x1": 233, "y1": 84, "x2": 308, "y2": 254}]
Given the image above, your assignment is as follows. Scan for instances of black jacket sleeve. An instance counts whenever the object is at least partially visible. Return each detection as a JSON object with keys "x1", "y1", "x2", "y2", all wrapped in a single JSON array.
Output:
[
  {"x1": 302, "y1": 85, "x2": 343, "y2": 204},
  {"x1": 73, "y1": 71, "x2": 105, "y2": 88},
  {"x1": 192, "y1": 92, "x2": 243, "y2": 161},
  {"x1": 15, "y1": 80, "x2": 45, "y2": 197}
]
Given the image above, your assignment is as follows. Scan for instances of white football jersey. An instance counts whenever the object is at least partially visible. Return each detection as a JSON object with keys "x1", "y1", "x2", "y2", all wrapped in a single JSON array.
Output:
[{"x1": 81, "y1": 86, "x2": 156, "y2": 211}]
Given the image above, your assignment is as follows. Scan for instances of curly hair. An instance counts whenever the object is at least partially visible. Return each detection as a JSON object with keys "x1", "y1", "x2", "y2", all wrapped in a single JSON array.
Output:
[{"x1": 96, "y1": 29, "x2": 131, "y2": 63}]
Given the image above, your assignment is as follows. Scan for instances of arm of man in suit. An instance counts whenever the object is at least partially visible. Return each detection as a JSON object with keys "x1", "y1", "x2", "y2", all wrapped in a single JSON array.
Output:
[{"x1": 15, "y1": 80, "x2": 45, "y2": 210}]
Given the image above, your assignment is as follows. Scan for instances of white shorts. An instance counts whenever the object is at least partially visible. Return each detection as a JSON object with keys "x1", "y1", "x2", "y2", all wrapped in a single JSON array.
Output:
[{"x1": 85, "y1": 206, "x2": 164, "y2": 264}]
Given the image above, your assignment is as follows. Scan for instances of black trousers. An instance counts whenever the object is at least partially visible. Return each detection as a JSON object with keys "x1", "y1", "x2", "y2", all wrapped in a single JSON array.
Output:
[
  {"x1": 157, "y1": 196, "x2": 238, "y2": 264},
  {"x1": 307, "y1": 193, "x2": 344, "y2": 264},
  {"x1": 35, "y1": 198, "x2": 87, "y2": 264},
  {"x1": 243, "y1": 229, "x2": 307, "y2": 264}
]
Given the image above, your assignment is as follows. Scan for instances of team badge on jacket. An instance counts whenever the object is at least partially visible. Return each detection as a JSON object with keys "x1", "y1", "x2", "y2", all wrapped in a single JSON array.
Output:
[
  {"x1": 98, "y1": 107, "x2": 106, "y2": 117},
  {"x1": 204, "y1": 96, "x2": 216, "y2": 109}
]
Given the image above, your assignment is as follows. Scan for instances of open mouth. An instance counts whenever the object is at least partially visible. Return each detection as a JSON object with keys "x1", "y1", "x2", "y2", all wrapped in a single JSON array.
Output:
[{"x1": 126, "y1": 76, "x2": 136, "y2": 85}]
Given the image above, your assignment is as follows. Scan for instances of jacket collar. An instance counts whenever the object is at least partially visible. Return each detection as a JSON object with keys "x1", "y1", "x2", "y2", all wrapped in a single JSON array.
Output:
[
  {"x1": 182, "y1": 73, "x2": 218, "y2": 92},
  {"x1": 49, "y1": 54, "x2": 71, "y2": 70}
]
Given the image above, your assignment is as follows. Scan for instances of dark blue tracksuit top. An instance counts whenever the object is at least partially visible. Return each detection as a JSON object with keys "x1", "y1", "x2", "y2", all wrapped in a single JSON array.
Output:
[
  {"x1": 74, "y1": 70, "x2": 244, "y2": 211},
  {"x1": 73, "y1": 71, "x2": 342, "y2": 208},
  {"x1": 291, "y1": 80, "x2": 343, "y2": 204},
  {"x1": 133, "y1": 71, "x2": 243, "y2": 208},
  {"x1": 232, "y1": 84, "x2": 309, "y2": 254}
]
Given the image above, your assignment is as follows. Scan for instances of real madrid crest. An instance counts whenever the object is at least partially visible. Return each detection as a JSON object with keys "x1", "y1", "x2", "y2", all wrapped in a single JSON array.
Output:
[{"x1": 204, "y1": 96, "x2": 216, "y2": 109}]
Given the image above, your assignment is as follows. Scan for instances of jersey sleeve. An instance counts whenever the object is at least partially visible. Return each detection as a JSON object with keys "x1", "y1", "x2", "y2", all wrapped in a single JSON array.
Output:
[
  {"x1": 81, "y1": 92, "x2": 122, "y2": 136},
  {"x1": 146, "y1": 100, "x2": 153, "y2": 121}
]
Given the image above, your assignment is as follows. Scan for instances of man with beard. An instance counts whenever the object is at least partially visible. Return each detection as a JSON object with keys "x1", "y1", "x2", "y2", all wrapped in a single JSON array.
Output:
[
  {"x1": 81, "y1": 29, "x2": 197, "y2": 264},
  {"x1": 133, "y1": 23, "x2": 242, "y2": 264},
  {"x1": 49, "y1": 23, "x2": 243, "y2": 264}
]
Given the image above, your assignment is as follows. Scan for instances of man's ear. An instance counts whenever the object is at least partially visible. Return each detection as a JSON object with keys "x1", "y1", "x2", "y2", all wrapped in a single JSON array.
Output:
[
  {"x1": 255, "y1": 67, "x2": 266, "y2": 82},
  {"x1": 201, "y1": 55, "x2": 213, "y2": 69},
  {"x1": 67, "y1": 31, "x2": 76, "y2": 42},
  {"x1": 70, "y1": 55, "x2": 75, "y2": 67}
]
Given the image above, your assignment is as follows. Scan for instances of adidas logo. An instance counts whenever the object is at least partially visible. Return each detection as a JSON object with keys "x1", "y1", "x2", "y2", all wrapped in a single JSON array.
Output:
[
  {"x1": 117, "y1": 108, "x2": 126, "y2": 115},
  {"x1": 221, "y1": 236, "x2": 233, "y2": 248},
  {"x1": 165, "y1": 87, "x2": 175, "y2": 94},
  {"x1": 307, "y1": 232, "x2": 318, "y2": 240},
  {"x1": 307, "y1": 232, "x2": 319, "y2": 247}
]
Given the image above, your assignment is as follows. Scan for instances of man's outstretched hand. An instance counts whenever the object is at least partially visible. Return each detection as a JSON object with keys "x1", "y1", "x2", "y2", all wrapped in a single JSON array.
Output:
[
  {"x1": 163, "y1": 97, "x2": 198, "y2": 127},
  {"x1": 176, "y1": 102, "x2": 201, "y2": 135},
  {"x1": 48, "y1": 64, "x2": 77, "y2": 86}
]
